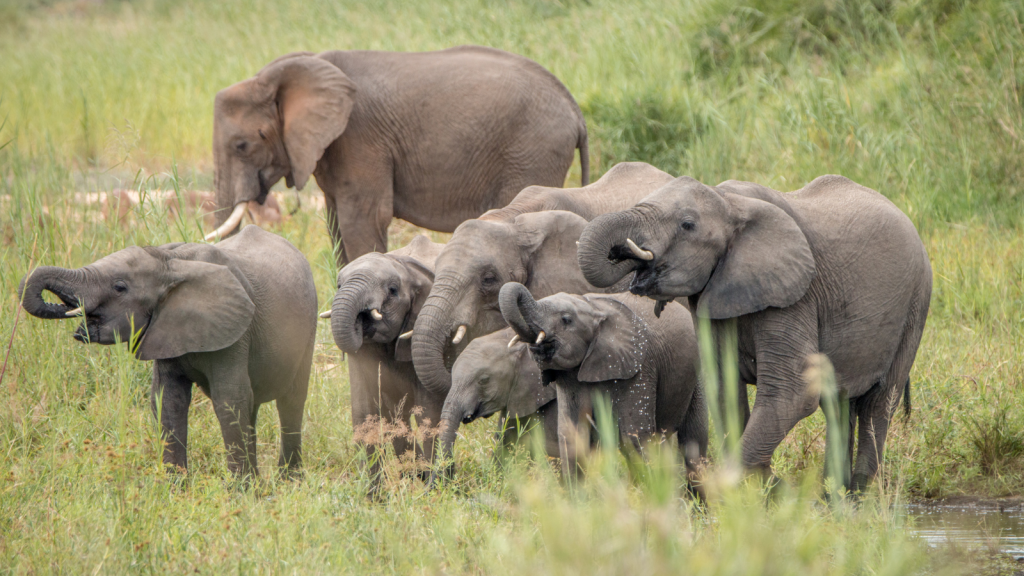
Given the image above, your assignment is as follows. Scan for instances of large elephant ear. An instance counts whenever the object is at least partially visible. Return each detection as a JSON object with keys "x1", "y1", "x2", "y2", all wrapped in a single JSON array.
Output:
[
  {"x1": 137, "y1": 260, "x2": 255, "y2": 361},
  {"x1": 697, "y1": 193, "x2": 816, "y2": 319},
  {"x1": 578, "y1": 297, "x2": 644, "y2": 383},
  {"x1": 514, "y1": 210, "x2": 592, "y2": 296},
  {"x1": 393, "y1": 255, "x2": 434, "y2": 363},
  {"x1": 258, "y1": 55, "x2": 356, "y2": 190}
]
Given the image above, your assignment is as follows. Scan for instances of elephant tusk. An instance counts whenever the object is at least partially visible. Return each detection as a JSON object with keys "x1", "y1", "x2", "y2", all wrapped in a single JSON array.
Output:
[
  {"x1": 452, "y1": 325, "x2": 467, "y2": 345},
  {"x1": 398, "y1": 330, "x2": 414, "y2": 340},
  {"x1": 625, "y1": 238, "x2": 654, "y2": 261},
  {"x1": 370, "y1": 309, "x2": 383, "y2": 321},
  {"x1": 507, "y1": 334, "x2": 520, "y2": 348},
  {"x1": 65, "y1": 307, "x2": 83, "y2": 317},
  {"x1": 535, "y1": 331, "x2": 546, "y2": 345},
  {"x1": 204, "y1": 202, "x2": 248, "y2": 242},
  {"x1": 319, "y1": 310, "x2": 332, "y2": 319}
]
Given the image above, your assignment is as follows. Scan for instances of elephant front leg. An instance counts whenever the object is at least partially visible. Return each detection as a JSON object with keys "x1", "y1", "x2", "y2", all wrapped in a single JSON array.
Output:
[
  {"x1": 555, "y1": 380, "x2": 592, "y2": 479},
  {"x1": 207, "y1": 362, "x2": 258, "y2": 479},
  {"x1": 151, "y1": 360, "x2": 193, "y2": 473},
  {"x1": 320, "y1": 159, "x2": 394, "y2": 266}
]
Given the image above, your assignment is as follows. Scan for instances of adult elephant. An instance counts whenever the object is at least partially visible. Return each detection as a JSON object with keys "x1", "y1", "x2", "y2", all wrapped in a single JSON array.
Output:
[
  {"x1": 410, "y1": 163, "x2": 675, "y2": 397},
  {"x1": 208, "y1": 46, "x2": 589, "y2": 264},
  {"x1": 577, "y1": 175, "x2": 932, "y2": 492}
]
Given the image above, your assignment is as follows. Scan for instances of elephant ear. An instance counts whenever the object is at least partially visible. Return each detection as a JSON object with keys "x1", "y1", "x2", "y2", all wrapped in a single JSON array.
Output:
[
  {"x1": 505, "y1": 342, "x2": 556, "y2": 417},
  {"x1": 578, "y1": 297, "x2": 644, "y2": 383},
  {"x1": 697, "y1": 193, "x2": 816, "y2": 319},
  {"x1": 515, "y1": 210, "x2": 592, "y2": 297},
  {"x1": 393, "y1": 255, "x2": 435, "y2": 363},
  {"x1": 137, "y1": 260, "x2": 255, "y2": 361},
  {"x1": 258, "y1": 55, "x2": 356, "y2": 191}
]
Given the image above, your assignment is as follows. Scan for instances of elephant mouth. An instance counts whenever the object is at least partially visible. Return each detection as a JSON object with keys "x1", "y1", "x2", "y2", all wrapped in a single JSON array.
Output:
[
  {"x1": 461, "y1": 403, "x2": 497, "y2": 424},
  {"x1": 358, "y1": 311, "x2": 379, "y2": 340},
  {"x1": 529, "y1": 339, "x2": 558, "y2": 365},
  {"x1": 629, "y1": 263, "x2": 660, "y2": 296},
  {"x1": 73, "y1": 320, "x2": 100, "y2": 344}
]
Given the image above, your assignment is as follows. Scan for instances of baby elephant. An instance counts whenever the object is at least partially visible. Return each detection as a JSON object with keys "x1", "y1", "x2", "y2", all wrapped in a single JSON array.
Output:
[
  {"x1": 433, "y1": 328, "x2": 559, "y2": 484},
  {"x1": 324, "y1": 235, "x2": 445, "y2": 495},
  {"x1": 18, "y1": 225, "x2": 317, "y2": 478},
  {"x1": 499, "y1": 283, "x2": 707, "y2": 479}
]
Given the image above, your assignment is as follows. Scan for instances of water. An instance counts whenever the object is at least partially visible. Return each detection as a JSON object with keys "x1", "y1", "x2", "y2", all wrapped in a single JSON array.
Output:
[{"x1": 906, "y1": 502, "x2": 1024, "y2": 557}]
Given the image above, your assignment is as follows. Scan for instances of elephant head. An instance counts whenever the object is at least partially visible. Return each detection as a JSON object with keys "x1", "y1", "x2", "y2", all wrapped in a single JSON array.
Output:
[
  {"x1": 577, "y1": 176, "x2": 816, "y2": 319},
  {"x1": 329, "y1": 251, "x2": 433, "y2": 362},
  {"x1": 209, "y1": 52, "x2": 356, "y2": 240},
  {"x1": 433, "y1": 328, "x2": 553, "y2": 482},
  {"x1": 411, "y1": 210, "x2": 595, "y2": 396},
  {"x1": 18, "y1": 245, "x2": 255, "y2": 360},
  {"x1": 498, "y1": 284, "x2": 643, "y2": 382}
]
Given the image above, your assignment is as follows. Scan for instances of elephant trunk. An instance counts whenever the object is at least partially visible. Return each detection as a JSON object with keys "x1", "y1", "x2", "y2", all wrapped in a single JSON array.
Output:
[
  {"x1": 18, "y1": 266, "x2": 86, "y2": 319},
  {"x1": 412, "y1": 276, "x2": 468, "y2": 396},
  {"x1": 330, "y1": 275, "x2": 376, "y2": 354},
  {"x1": 577, "y1": 211, "x2": 646, "y2": 288},
  {"x1": 498, "y1": 283, "x2": 543, "y2": 343}
]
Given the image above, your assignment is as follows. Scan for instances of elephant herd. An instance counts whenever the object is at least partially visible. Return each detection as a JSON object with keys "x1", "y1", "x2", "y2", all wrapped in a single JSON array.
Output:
[{"x1": 18, "y1": 46, "x2": 932, "y2": 498}]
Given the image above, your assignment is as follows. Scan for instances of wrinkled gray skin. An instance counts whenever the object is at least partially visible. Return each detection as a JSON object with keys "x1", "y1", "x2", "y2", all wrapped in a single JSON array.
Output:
[
  {"x1": 478, "y1": 162, "x2": 674, "y2": 222},
  {"x1": 212, "y1": 46, "x2": 589, "y2": 264},
  {"x1": 577, "y1": 175, "x2": 932, "y2": 492},
  {"x1": 328, "y1": 235, "x2": 444, "y2": 496},
  {"x1": 18, "y1": 226, "x2": 316, "y2": 478},
  {"x1": 432, "y1": 328, "x2": 559, "y2": 484},
  {"x1": 499, "y1": 284, "x2": 707, "y2": 480},
  {"x1": 411, "y1": 165, "x2": 674, "y2": 398}
]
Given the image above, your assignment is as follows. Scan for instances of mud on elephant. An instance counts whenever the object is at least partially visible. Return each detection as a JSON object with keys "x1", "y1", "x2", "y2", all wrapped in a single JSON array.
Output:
[
  {"x1": 19, "y1": 226, "x2": 317, "y2": 479},
  {"x1": 577, "y1": 175, "x2": 932, "y2": 491}
]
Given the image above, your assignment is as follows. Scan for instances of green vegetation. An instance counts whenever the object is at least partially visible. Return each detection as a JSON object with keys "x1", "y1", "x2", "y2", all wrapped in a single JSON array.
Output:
[{"x1": 1, "y1": 0, "x2": 1022, "y2": 573}]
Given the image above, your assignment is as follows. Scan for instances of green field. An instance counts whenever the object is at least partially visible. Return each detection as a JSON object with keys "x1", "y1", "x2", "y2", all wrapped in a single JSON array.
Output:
[{"x1": 1, "y1": 0, "x2": 1023, "y2": 573}]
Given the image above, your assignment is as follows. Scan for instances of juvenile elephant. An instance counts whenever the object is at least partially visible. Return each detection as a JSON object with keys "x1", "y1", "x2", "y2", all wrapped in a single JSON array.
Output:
[
  {"x1": 209, "y1": 46, "x2": 589, "y2": 263},
  {"x1": 499, "y1": 284, "x2": 707, "y2": 479},
  {"x1": 577, "y1": 175, "x2": 932, "y2": 491},
  {"x1": 325, "y1": 235, "x2": 445, "y2": 494},
  {"x1": 433, "y1": 328, "x2": 559, "y2": 484},
  {"x1": 18, "y1": 226, "x2": 317, "y2": 478}
]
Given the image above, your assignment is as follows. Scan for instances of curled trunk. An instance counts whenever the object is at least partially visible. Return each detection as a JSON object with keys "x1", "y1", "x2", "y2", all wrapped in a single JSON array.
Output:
[
  {"x1": 498, "y1": 283, "x2": 543, "y2": 342},
  {"x1": 18, "y1": 267, "x2": 85, "y2": 319},
  {"x1": 330, "y1": 276, "x2": 374, "y2": 354},
  {"x1": 577, "y1": 211, "x2": 645, "y2": 288},
  {"x1": 412, "y1": 279, "x2": 465, "y2": 396}
]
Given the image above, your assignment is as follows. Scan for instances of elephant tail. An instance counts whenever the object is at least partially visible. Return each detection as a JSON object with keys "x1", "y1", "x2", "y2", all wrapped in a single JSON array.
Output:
[
  {"x1": 577, "y1": 125, "x2": 590, "y2": 187},
  {"x1": 902, "y1": 377, "x2": 912, "y2": 420}
]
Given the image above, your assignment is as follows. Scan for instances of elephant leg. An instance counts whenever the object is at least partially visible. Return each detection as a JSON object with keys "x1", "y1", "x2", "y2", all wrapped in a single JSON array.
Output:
[
  {"x1": 678, "y1": 383, "x2": 709, "y2": 475},
  {"x1": 349, "y1": 354, "x2": 386, "y2": 496},
  {"x1": 555, "y1": 380, "x2": 592, "y2": 479},
  {"x1": 277, "y1": 352, "x2": 310, "y2": 475},
  {"x1": 321, "y1": 159, "x2": 394, "y2": 266},
  {"x1": 412, "y1": 386, "x2": 445, "y2": 475},
  {"x1": 151, "y1": 360, "x2": 192, "y2": 472},
  {"x1": 207, "y1": 356, "x2": 258, "y2": 478},
  {"x1": 740, "y1": 314, "x2": 820, "y2": 474}
]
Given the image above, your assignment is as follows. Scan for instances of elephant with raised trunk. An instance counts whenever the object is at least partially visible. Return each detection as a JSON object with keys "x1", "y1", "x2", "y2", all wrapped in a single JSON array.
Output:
[
  {"x1": 210, "y1": 46, "x2": 589, "y2": 264},
  {"x1": 325, "y1": 235, "x2": 445, "y2": 496},
  {"x1": 432, "y1": 328, "x2": 559, "y2": 485},
  {"x1": 411, "y1": 164, "x2": 676, "y2": 400},
  {"x1": 18, "y1": 226, "x2": 317, "y2": 479},
  {"x1": 499, "y1": 284, "x2": 707, "y2": 480},
  {"x1": 577, "y1": 175, "x2": 932, "y2": 491}
]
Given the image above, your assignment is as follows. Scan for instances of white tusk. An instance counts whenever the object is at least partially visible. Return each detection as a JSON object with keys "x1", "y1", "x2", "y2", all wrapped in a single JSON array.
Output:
[
  {"x1": 319, "y1": 310, "x2": 332, "y2": 319},
  {"x1": 398, "y1": 330, "x2": 414, "y2": 340},
  {"x1": 625, "y1": 238, "x2": 654, "y2": 261},
  {"x1": 535, "y1": 331, "x2": 546, "y2": 345},
  {"x1": 507, "y1": 334, "x2": 520, "y2": 348},
  {"x1": 65, "y1": 307, "x2": 83, "y2": 317},
  {"x1": 370, "y1": 309, "x2": 383, "y2": 321},
  {"x1": 204, "y1": 202, "x2": 247, "y2": 242},
  {"x1": 452, "y1": 325, "x2": 467, "y2": 345}
]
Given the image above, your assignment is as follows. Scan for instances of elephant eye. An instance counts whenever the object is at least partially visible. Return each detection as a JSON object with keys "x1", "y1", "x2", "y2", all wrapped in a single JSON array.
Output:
[
  {"x1": 258, "y1": 129, "x2": 267, "y2": 140},
  {"x1": 388, "y1": 285, "x2": 399, "y2": 297},
  {"x1": 681, "y1": 221, "x2": 695, "y2": 231},
  {"x1": 479, "y1": 375, "x2": 490, "y2": 385},
  {"x1": 235, "y1": 141, "x2": 248, "y2": 153},
  {"x1": 113, "y1": 280, "x2": 128, "y2": 294},
  {"x1": 561, "y1": 315, "x2": 572, "y2": 326}
]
